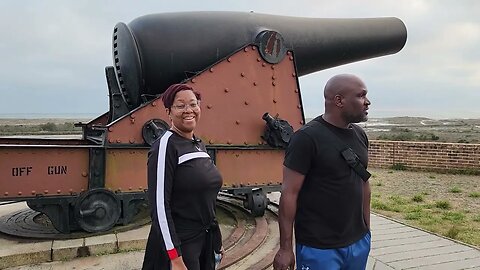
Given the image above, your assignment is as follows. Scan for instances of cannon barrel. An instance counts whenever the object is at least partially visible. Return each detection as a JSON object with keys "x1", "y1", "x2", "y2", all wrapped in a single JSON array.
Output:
[{"x1": 113, "y1": 11, "x2": 407, "y2": 108}]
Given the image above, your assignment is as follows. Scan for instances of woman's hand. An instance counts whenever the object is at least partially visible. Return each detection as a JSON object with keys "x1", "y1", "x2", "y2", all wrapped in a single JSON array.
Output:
[{"x1": 171, "y1": 256, "x2": 188, "y2": 270}]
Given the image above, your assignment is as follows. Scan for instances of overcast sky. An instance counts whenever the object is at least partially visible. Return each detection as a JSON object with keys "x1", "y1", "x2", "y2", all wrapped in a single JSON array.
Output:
[{"x1": 0, "y1": 1, "x2": 478, "y2": 119}]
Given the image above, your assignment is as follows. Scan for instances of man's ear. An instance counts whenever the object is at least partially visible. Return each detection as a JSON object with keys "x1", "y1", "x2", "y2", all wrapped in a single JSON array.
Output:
[{"x1": 334, "y1": 94, "x2": 344, "y2": 108}]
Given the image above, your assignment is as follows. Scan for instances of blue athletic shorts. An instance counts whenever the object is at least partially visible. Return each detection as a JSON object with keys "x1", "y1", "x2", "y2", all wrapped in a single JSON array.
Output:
[{"x1": 296, "y1": 231, "x2": 371, "y2": 270}]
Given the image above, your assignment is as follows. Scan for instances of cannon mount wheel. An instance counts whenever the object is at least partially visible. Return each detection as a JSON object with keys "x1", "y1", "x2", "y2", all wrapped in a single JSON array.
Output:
[
  {"x1": 74, "y1": 188, "x2": 121, "y2": 233},
  {"x1": 244, "y1": 189, "x2": 269, "y2": 217}
]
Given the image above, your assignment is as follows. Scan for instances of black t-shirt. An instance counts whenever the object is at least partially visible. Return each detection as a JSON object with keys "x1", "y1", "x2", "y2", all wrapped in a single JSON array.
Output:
[{"x1": 284, "y1": 116, "x2": 369, "y2": 249}]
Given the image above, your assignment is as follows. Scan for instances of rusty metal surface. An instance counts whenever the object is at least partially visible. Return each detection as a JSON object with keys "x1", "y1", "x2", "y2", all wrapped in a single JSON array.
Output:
[
  {"x1": 104, "y1": 148, "x2": 148, "y2": 192},
  {"x1": 215, "y1": 149, "x2": 284, "y2": 188},
  {"x1": 106, "y1": 45, "x2": 304, "y2": 146},
  {"x1": 0, "y1": 147, "x2": 89, "y2": 199},
  {"x1": 0, "y1": 138, "x2": 88, "y2": 145}
]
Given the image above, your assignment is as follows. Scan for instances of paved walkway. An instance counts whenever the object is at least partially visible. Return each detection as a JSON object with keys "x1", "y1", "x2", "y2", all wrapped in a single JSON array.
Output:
[
  {"x1": 367, "y1": 214, "x2": 480, "y2": 270},
  {"x1": 1, "y1": 202, "x2": 479, "y2": 269}
]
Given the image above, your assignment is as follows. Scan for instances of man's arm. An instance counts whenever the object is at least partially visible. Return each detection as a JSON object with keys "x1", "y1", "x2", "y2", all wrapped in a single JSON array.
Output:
[
  {"x1": 363, "y1": 180, "x2": 371, "y2": 230},
  {"x1": 273, "y1": 166, "x2": 305, "y2": 270}
]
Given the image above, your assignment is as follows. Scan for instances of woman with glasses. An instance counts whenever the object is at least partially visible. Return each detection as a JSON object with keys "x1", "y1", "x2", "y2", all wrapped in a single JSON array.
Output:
[{"x1": 142, "y1": 84, "x2": 223, "y2": 270}]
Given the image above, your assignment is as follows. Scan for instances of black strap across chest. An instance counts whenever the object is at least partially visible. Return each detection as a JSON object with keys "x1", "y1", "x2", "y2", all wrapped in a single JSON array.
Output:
[{"x1": 308, "y1": 119, "x2": 371, "y2": 182}]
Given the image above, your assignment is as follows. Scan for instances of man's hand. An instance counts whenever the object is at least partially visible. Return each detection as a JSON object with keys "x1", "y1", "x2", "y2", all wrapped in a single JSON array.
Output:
[
  {"x1": 273, "y1": 248, "x2": 295, "y2": 270},
  {"x1": 171, "y1": 256, "x2": 188, "y2": 270}
]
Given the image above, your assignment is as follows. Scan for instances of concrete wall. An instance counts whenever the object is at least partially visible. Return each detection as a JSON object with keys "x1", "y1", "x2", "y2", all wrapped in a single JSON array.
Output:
[{"x1": 369, "y1": 140, "x2": 480, "y2": 173}]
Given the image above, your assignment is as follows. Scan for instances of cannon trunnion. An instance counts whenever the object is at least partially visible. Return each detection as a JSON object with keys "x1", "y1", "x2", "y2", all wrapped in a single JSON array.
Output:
[{"x1": 0, "y1": 12, "x2": 407, "y2": 233}]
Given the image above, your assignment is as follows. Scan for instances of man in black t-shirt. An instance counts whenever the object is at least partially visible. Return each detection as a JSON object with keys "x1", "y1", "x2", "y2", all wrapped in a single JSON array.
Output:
[{"x1": 273, "y1": 74, "x2": 372, "y2": 270}]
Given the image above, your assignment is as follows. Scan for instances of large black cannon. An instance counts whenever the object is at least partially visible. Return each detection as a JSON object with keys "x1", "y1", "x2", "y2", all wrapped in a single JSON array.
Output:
[{"x1": 112, "y1": 11, "x2": 407, "y2": 115}]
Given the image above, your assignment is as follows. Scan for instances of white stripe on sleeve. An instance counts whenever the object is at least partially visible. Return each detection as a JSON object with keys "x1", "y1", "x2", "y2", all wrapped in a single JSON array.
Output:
[{"x1": 155, "y1": 131, "x2": 175, "y2": 251}]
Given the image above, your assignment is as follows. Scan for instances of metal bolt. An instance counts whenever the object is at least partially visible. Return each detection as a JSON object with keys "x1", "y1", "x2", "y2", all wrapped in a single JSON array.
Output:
[
  {"x1": 289, "y1": 56, "x2": 294, "y2": 60},
  {"x1": 300, "y1": 120, "x2": 304, "y2": 124},
  {"x1": 207, "y1": 104, "x2": 212, "y2": 109},
  {"x1": 253, "y1": 82, "x2": 257, "y2": 86},
  {"x1": 273, "y1": 99, "x2": 277, "y2": 103},
  {"x1": 44, "y1": 190, "x2": 48, "y2": 194},
  {"x1": 82, "y1": 172, "x2": 87, "y2": 177},
  {"x1": 4, "y1": 192, "x2": 8, "y2": 196},
  {"x1": 297, "y1": 104, "x2": 302, "y2": 109},
  {"x1": 251, "y1": 46, "x2": 256, "y2": 51},
  {"x1": 31, "y1": 190, "x2": 36, "y2": 195},
  {"x1": 262, "y1": 63, "x2": 266, "y2": 67},
  {"x1": 116, "y1": 139, "x2": 121, "y2": 143},
  {"x1": 236, "y1": 120, "x2": 240, "y2": 125},
  {"x1": 257, "y1": 58, "x2": 261, "y2": 62},
  {"x1": 209, "y1": 140, "x2": 214, "y2": 144},
  {"x1": 244, "y1": 101, "x2": 249, "y2": 105},
  {"x1": 152, "y1": 101, "x2": 157, "y2": 106},
  {"x1": 295, "y1": 88, "x2": 299, "y2": 93},
  {"x1": 129, "y1": 139, "x2": 135, "y2": 144},
  {"x1": 272, "y1": 81, "x2": 276, "y2": 86},
  {"x1": 130, "y1": 114, "x2": 135, "y2": 119},
  {"x1": 108, "y1": 127, "x2": 113, "y2": 132},
  {"x1": 244, "y1": 47, "x2": 249, "y2": 52},
  {"x1": 227, "y1": 57, "x2": 232, "y2": 62},
  {"x1": 130, "y1": 118, "x2": 135, "y2": 124},
  {"x1": 227, "y1": 140, "x2": 232, "y2": 145},
  {"x1": 191, "y1": 78, "x2": 196, "y2": 83},
  {"x1": 209, "y1": 68, "x2": 214, "y2": 72},
  {"x1": 271, "y1": 65, "x2": 275, "y2": 70},
  {"x1": 292, "y1": 73, "x2": 296, "y2": 77},
  {"x1": 241, "y1": 72, "x2": 245, "y2": 77},
  {"x1": 224, "y1": 88, "x2": 229, "y2": 93},
  {"x1": 272, "y1": 75, "x2": 276, "y2": 80},
  {"x1": 108, "y1": 139, "x2": 113, "y2": 143},
  {"x1": 18, "y1": 191, "x2": 22, "y2": 196},
  {"x1": 244, "y1": 141, "x2": 248, "y2": 145},
  {"x1": 57, "y1": 190, "x2": 61, "y2": 194}
]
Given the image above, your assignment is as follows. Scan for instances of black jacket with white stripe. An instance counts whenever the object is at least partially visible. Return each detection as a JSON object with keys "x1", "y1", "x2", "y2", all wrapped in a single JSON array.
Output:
[{"x1": 143, "y1": 130, "x2": 223, "y2": 267}]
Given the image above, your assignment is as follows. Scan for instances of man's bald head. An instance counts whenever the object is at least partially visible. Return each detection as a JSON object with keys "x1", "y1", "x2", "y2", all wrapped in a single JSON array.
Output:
[
  {"x1": 324, "y1": 74, "x2": 364, "y2": 101},
  {"x1": 323, "y1": 74, "x2": 370, "y2": 126}
]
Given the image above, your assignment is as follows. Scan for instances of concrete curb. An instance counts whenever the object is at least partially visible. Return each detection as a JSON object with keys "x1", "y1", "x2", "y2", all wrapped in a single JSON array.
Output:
[{"x1": 0, "y1": 225, "x2": 150, "y2": 269}]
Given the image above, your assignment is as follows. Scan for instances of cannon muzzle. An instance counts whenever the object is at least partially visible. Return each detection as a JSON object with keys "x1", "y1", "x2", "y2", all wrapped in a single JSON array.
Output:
[{"x1": 112, "y1": 12, "x2": 407, "y2": 108}]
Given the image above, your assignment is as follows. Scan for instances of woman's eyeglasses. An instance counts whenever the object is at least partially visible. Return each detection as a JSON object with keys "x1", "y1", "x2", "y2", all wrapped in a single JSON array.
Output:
[{"x1": 171, "y1": 101, "x2": 200, "y2": 111}]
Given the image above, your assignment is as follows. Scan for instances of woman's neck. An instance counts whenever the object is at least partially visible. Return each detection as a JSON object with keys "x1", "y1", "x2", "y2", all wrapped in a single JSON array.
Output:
[{"x1": 171, "y1": 125, "x2": 193, "y2": 139}]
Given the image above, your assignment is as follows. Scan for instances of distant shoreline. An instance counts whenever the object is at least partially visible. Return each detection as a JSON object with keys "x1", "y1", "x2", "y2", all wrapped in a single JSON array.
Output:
[{"x1": 0, "y1": 113, "x2": 100, "y2": 119}]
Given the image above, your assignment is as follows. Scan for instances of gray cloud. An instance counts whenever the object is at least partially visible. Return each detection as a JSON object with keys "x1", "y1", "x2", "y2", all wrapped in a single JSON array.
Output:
[{"x1": 0, "y1": 0, "x2": 479, "y2": 119}]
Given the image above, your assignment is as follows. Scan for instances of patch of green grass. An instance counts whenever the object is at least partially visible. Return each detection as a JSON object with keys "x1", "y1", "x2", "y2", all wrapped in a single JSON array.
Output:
[
  {"x1": 442, "y1": 211, "x2": 465, "y2": 222},
  {"x1": 374, "y1": 181, "x2": 383, "y2": 186},
  {"x1": 449, "y1": 186, "x2": 462, "y2": 193},
  {"x1": 444, "y1": 226, "x2": 461, "y2": 239},
  {"x1": 473, "y1": 215, "x2": 480, "y2": 222},
  {"x1": 389, "y1": 195, "x2": 407, "y2": 205},
  {"x1": 468, "y1": 192, "x2": 480, "y2": 198},
  {"x1": 435, "y1": 200, "x2": 451, "y2": 210},
  {"x1": 371, "y1": 198, "x2": 402, "y2": 212},
  {"x1": 390, "y1": 163, "x2": 407, "y2": 171},
  {"x1": 428, "y1": 175, "x2": 436, "y2": 179},
  {"x1": 412, "y1": 194, "x2": 424, "y2": 202}
]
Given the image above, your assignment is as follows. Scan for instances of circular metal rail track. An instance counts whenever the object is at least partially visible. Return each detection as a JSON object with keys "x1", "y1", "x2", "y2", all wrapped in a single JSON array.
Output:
[
  {"x1": 217, "y1": 193, "x2": 280, "y2": 270},
  {"x1": 0, "y1": 194, "x2": 281, "y2": 269}
]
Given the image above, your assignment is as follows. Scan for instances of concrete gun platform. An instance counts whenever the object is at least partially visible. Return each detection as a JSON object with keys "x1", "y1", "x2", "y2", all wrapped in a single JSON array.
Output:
[{"x1": 1, "y1": 201, "x2": 479, "y2": 269}]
